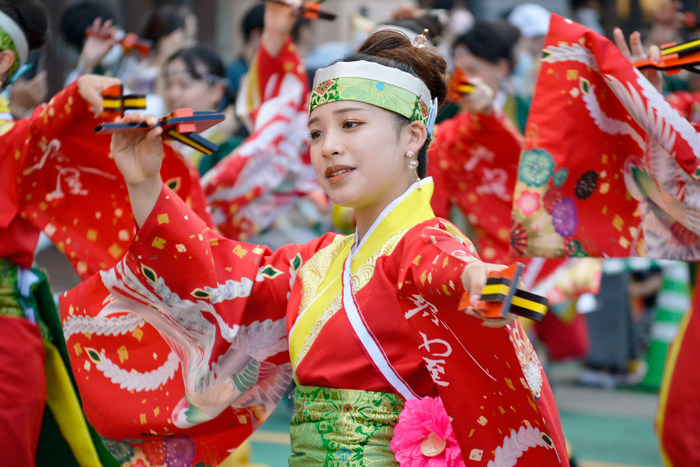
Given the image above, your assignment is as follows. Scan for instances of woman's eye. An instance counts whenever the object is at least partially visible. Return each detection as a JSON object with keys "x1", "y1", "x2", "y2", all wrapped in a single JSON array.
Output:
[
  {"x1": 342, "y1": 121, "x2": 362, "y2": 129},
  {"x1": 310, "y1": 130, "x2": 322, "y2": 140}
]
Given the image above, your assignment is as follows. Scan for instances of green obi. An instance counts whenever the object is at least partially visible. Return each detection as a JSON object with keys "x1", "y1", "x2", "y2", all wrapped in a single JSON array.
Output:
[
  {"x1": 0, "y1": 258, "x2": 26, "y2": 319},
  {"x1": 0, "y1": 258, "x2": 51, "y2": 341},
  {"x1": 290, "y1": 385, "x2": 405, "y2": 467}
]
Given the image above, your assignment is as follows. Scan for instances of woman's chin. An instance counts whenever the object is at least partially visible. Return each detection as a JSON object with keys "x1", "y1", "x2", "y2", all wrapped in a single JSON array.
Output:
[{"x1": 326, "y1": 190, "x2": 359, "y2": 211}]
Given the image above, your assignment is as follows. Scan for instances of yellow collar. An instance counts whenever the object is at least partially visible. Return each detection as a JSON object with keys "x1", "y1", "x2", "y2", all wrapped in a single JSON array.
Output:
[
  {"x1": 0, "y1": 95, "x2": 12, "y2": 122},
  {"x1": 288, "y1": 178, "x2": 436, "y2": 373},
  {"x1": 349, "y1": 178, "x2": 435, "y2": 272}
]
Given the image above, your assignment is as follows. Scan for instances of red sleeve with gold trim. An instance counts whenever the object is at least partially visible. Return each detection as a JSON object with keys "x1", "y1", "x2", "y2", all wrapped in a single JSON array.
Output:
[
  {"x1": 397, "y1": 219, "x2": 481, "y2": 304},
  {"x1": 395, "y1": 219, "x2": 569, "y2": 466},
  {"x1": 10, "y1": 81, "x2": 212, "y2": 279},
  {"x1": 428, "y1": 111, "x2": 523, "y2": 264},
  {"x1": 0, "y1": 82, "x2": 93, "y2": 229},
  {"x1": 59, "y1": 184, "x2": 333, "y2": 466}
]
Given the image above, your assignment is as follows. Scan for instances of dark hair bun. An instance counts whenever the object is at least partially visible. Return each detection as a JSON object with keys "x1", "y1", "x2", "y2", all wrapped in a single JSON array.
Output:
[
  {"x1": 355, "y1": 30, "x2": 447, "y2": 106},
  {"x1": 0, "y1": 0, "x2": 50, "y2": 50}
]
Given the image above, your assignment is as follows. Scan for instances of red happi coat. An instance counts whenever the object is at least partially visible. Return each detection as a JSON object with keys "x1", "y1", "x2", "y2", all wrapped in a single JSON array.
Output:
[
  {"x1": 201, "y1": 38, "x2": 320, "y2": 241},
  {"x1": 59, "y1": 178, "x2": 568, "y2": 466},
  {"x1": 512, "y1": 15, "x2": 700, "y2": 261},
  {"x1": 429, "y1": 110, "x2": 523, "y2": 264},
  {"x1": 0, "y1": 80, "x2": 211, "y2": 466},
  {"x1": 518, "y1": 14, "x2": 700, "y2": 465}
]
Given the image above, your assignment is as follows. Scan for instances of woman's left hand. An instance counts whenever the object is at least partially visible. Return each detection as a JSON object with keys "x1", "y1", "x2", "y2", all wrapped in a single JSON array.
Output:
[
  {"x1": 76, "y1": 74, "x2": 121, "y2": 117},
  {"x1": 461, "y1": 262, "x2": 517, "y2": 328},
  {"x1": 613, "y1": 28, "x2": 662, "y2": 92}
]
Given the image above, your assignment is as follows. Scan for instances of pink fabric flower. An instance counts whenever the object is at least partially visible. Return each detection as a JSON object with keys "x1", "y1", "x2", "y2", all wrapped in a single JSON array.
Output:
[
  {"x1": 390, "y1": 396, "x2": 464, "y2": 467},
  {"x1": 516, "y1": 190, "x2": 541, "y2": 217}
]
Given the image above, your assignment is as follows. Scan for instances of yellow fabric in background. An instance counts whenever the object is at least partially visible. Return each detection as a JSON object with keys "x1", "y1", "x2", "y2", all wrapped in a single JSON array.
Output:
[{"x1": 43, "y1": 340, "x2": 103, "y2": 467}]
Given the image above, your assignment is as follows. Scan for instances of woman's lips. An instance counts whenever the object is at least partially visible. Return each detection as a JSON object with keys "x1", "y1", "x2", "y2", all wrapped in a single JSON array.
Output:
[{"x1": 325, "y1": 165, "x2": 355, "y2": 184}]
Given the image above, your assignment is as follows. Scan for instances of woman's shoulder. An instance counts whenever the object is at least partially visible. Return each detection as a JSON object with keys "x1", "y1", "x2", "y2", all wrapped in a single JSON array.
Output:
[
  {"x1": 377, "y1": 217, "x2": 479, "y2": 266},
  {"x1": 408, "y1": 217, "x2": 475, "y2": 245},
  {"x1": 302, "y1": 231, "x2": 349, "y2": 256}
]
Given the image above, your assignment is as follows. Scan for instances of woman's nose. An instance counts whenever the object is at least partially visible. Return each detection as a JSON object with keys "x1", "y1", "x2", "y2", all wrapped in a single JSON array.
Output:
[{"x1": 321, "y1": 130, "x2": 342, "y2": 159}]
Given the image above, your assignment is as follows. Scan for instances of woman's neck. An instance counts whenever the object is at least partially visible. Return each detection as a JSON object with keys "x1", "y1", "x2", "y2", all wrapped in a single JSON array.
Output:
[
  {"x1": 353, "y1": 204, "x2": 385, "y2": 245},
  {"x1": 353, "y1": 179, "x2": 416, "y2": 244}
]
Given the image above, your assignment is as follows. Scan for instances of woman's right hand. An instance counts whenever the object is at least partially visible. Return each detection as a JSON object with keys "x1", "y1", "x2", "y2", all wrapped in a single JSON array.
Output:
[
  {"x1": 111, "y1": 112, "x2": 165, "y2": 227},
  {"x1": 111, "y1": 112, "x2": 164, "y2": 187},
  {"x1": 613, "y1": 28, "x2": 662, "y2": 92}
]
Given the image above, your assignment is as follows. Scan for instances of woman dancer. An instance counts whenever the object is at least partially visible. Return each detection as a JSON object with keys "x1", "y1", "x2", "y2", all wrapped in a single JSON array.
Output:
[{"x1": 60, "y1": 4, "x2": 568, "y2": 466}]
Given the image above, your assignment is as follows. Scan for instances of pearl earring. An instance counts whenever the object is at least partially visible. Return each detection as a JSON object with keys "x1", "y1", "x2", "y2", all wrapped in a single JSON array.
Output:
[
  {"x1": 405, "y1": 149, "x2": 414, "y2": 158},
  {"x1": 408, "y1": 160, "x2": 418, "y2": 169}
]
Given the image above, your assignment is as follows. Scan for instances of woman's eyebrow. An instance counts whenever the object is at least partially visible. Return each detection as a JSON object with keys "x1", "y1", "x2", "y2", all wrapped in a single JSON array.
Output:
[
  {"x1": 309, "y1": 106, "x2": 370, "y2": 126},
  {"x1": 333, "y1": 106, "x2": 368, "y2": 115}
]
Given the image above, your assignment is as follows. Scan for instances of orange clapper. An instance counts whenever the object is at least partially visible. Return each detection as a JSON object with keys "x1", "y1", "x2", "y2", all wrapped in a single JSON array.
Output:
[
  {"x1": 85, "y1": 30, "x2": 152, "y2": 59},
  {"x1": 95, "y1": 108, "x2": 225, "y2": 155},
  {"x1": 634, "y1": 37, "x2": 700, "y2": 75},
  {"x1": 447, "y1": 66, "x2": 475, "y2": 102},
  {"x1": 458, "y1": 263, "x2": 549, "y2": 322}
]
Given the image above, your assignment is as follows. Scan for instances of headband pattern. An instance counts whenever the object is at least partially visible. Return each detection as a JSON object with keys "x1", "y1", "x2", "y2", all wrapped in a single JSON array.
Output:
[
  {"x1": 310, "y1": 61, "x2": 438, "y2": 136},
  {"x1": 311, "y1": 77, "x2": 429, "y2": 126}
]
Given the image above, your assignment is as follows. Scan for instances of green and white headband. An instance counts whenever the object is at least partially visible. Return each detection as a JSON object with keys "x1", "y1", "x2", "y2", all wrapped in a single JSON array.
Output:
[
  {"x1": 0, "y1": 9, "x2": 28, "y2": 78},
  {"x1": 310, "y1": 60, "x2": 438, "y2": 137}
]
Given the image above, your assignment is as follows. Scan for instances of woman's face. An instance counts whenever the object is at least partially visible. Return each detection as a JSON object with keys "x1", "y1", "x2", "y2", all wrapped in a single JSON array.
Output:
[
  {"x1": 163, "y1": 58, "x2": 223, "y2": 112},
  {"x1": 308, "y1": 101, "x2": 422, "y2": 213}
]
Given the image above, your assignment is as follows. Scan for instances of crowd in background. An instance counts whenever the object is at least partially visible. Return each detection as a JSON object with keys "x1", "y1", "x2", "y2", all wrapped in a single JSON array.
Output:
[{"x1": 5, "y1": 0, "x2": 700, "y2": 465}]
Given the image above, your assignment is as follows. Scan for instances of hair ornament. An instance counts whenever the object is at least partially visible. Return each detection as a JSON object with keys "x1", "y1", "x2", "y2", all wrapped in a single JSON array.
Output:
[{"x1": 413, "y1": 29, "x2": 429, "y2": 49}]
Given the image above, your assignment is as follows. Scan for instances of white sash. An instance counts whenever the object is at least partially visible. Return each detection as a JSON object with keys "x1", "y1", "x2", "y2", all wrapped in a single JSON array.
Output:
[{"x1": 341, "y1": 179, "x2": 431, "y2": 402}]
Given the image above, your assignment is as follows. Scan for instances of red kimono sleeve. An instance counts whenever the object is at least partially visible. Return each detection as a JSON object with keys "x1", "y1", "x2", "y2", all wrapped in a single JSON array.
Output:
[
  {"x1": 9, "y1": 80, "x2": 212, "y2": 278},
  {"x1": 395, "y1": 220, "x2": 569, "y2": 466},
  {"x1": 204, "y1": 37, "x2": 319, "y2": 239},
  {"x1": 236, "y1": 36, "x2": 309, "y2": 131},
  {"x1": 59, "y1": 184, "x2": 335, "y2": 466},
  {"x1": 0, "y1": 81, "x2": 89, "y2": 230}
]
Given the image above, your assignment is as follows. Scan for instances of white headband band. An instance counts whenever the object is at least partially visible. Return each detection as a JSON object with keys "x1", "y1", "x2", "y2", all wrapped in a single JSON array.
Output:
[
  {"x1": 313, "y1": 60, "x2": 432, "y2": 105},
  {"x1": 0, "y1": 9, "x2": 29, "y2": 68}
]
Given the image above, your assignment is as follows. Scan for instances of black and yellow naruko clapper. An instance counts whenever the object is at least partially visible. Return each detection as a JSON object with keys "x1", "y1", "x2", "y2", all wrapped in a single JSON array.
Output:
[
  {"x1": 458, "y1": 263, "x2": 549, "y2": 322},
  {"x1": 95, "y1": 108, "x2": 225, "y2": 155},
  {"x1": 634, "y1": 38, "x2": 700, "y2": 75},
  {"x1": 100, "y1": 84, "x2": 147, "y2": 119}
]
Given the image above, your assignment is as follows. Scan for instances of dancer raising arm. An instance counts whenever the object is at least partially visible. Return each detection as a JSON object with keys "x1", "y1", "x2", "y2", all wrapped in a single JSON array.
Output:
[{"x1": 60, "y1": 2, "x2": 568, "y2": 465}]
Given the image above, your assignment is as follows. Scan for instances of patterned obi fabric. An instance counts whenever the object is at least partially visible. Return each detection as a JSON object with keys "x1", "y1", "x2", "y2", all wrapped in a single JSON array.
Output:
[
  {"x1": 0, "y1": 258, "x2": 24, "y2": 319},
  {"x1": 290, "y1": 385, "x2": 405, "y2": 466}
]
